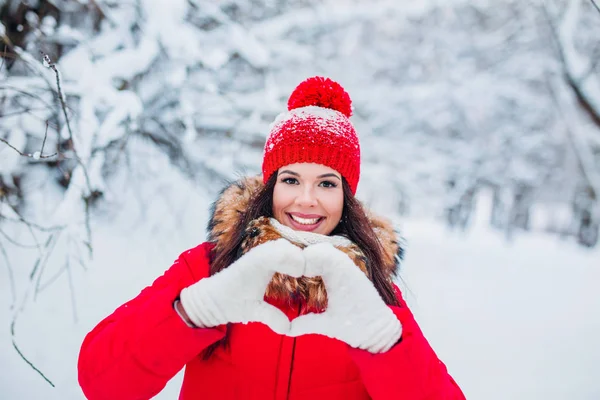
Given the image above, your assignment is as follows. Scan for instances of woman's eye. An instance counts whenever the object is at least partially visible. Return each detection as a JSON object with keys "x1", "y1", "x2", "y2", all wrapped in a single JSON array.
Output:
[
  {"x1": 319, "y1": 180, "x2": 337, "y2": 188},
  {"x1": 282, "y1": 177, "x2": 298, "y2": 185}
]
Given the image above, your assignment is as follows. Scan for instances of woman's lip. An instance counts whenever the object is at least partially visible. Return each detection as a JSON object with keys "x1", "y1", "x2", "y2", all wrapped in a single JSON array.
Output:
[{"x1": 286, "y1": 213, "x2": 325, "y2": 232}]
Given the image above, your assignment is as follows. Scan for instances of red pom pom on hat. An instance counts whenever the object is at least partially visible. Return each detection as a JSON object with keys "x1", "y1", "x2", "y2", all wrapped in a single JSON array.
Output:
[
  {"x1": 262, "y1": 76, "x2": 361, "y2": 194},
  {"x1": 287, "y1": 76, "x2": 353, "y2": 117}
]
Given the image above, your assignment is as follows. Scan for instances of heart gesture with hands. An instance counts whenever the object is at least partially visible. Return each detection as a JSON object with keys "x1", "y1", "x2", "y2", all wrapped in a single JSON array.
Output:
[
  {"x1": 288, "y1": 242, "x2": 402, "y2": 353},
  {"x1": 180, "y1": 239, "x2": 401, "y2": 353}
]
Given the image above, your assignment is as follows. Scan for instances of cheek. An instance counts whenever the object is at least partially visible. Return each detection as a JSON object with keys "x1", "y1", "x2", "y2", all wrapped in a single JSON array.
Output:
[
  {"x1": 322, "y1": 191, "x2": 344, "y2": 219},
  {"x1": 272, "y1": 183, "x2": 291, "y2": 217}
]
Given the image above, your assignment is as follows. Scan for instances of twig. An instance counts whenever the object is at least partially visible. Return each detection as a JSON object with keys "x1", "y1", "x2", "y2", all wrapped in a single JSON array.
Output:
[
  {"x1": 36, "y1": 264, "x2": 66, "y2": 294},
  {"x1": 0, "y1": 86, "x2": 56, "y2": 110},
  {"x1": 0, "y1": 228, "x2": 40, "y2": 249},
  {"x1": 1, "y1": 39, "x2": 55, "y2": 94},
  {"x1": 11, "y1": 313, "x2": 55, "y2": 387},
  {"x1": 0, "y1": 240, "x2": 17, "y2": 309},
  {"x1": 33, "y1": 232, "x2": 60, "y2": 300},
  {"x1": 84, "y1": 194, "x2": 93, "y2": 256},
  {"x1": 0, "y1": 107, "x2": 50, "y2": 118},
  {"x1": 29, "y1": 233, "x2": 55, "y2": 280},
  {"x1": 0, "y1": 123, "x2": 59, "y2": 159},
  {"x1": 591, "y1": 0, "x2": 600, "y2": 14},
  {"x1": 66, "y1": 256, "x2": 78, "y2": 323},
  {"x1": 2, "y1": 204, "x2": 66, "y2": 233},
  {"x1": 0, "y1": 204, "x2": 44, "y2": 259},
  {"x1": 41, "y1": 52, "x2": 74, "y2": 144},
  {"x1": 41, "y1": 122, "x2": 49, "y2": 154},
  {"x1": 10, "y1": 232, "x2": 57, "y2": 387},
  {"x1": 546, "y1": 74, "x2": 600, "y2": 202},
  {"x1": 542, "y1": 0, "x2": 600, "y2": 126},
  {"x1": 1, "y1": 44, "x2": 6, "y2": 71},
  {"x1": 40, "y1": 52, "x2": 95, "y2": 254},
  {"x1": 0, "y1": 137, "x2": 26, "y2": 155},
  {"x1": 0, "y1": 136, "x2": 58, "y2": 159},
  {"x1": 581, "y1": 46, "x2": 600, "y2": 80},
  {"x1": 70, "y1": 238, "x2": 88, "y2": 271}
]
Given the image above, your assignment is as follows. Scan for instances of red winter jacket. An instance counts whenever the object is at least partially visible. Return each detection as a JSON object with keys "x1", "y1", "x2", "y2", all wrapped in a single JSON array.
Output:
[{"x1": 78, "y1": 242, "x2": 465, "y2": 400}]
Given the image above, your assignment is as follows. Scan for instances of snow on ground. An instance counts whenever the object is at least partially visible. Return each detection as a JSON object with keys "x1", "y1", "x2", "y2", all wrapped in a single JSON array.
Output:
[
  {"x1": 398, "y1": 192, "x2": 600, "y2": 400},
  {"x1": 1, "y1": 154, "x2": 599, "y2": 399}
]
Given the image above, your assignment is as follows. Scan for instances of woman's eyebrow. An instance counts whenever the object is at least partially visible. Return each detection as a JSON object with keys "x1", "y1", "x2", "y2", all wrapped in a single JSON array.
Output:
[
  {"x1": 317, "y1": 173, "x2": 341, "y2": 181},
  {"x1": 278, "y1": 170, "x2": 299, "y2": 176}
]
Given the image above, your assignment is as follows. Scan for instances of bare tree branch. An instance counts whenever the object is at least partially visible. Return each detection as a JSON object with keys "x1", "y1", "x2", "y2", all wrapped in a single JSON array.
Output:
[
  {"x1": 9, "y1": 231, "x2": 58, "y2": 387},
  {"x1": 41, "y1": 52, "x2": 75, "y2": 144},
  {"x1": 0, "y1": 136, "x2": 27, "y2": 155},
  {"x1": 33, "y1": 233, "x2": 60, "y2": 298},
  {"x1": 11, "y1": 333, "x2": 55, "y2": 386},
  {"x1": 1, "y1": 44, "x2": 7, "y2": 71},
  {"x1": 1, "y1": 41, "x2": 55, "y2": 95},
  {"x1": 542, "y1": 0, "x2": 600, "y2": 126},
  {"x1": 11, "y1": 315, "x2": 55, "y2": 387},
  {"x1": 70, "y1": 237, "x2": 88, "y2": 271},
  {"x1": 1, "y1": 203, "x2": 66, "y2": 233},
  {"x1": 546, "y1": 73, "x2": 600, "y2": 202},
  {"x1": 0, "y1": 86, "x2": 56, "y2": 110},
  {"x1": 0, "y1": 107, "x2": 51, "y2": 118},
  {"x1": 0, "y1": 240, "x2": 16, "y2": 309},
  {"x1": 41, "y1": 121, "x2": 49, "y2": 155},
  {"x1": 40, "y1": 52, "x2": 96, "y2": 255},
  {"x1": 586, "y1": 1, "x2": 600, "y2": 77},
  {"x1": 0, "y1": 228, "x2": 40, "y2": 249},
  {"x1": 0, "y1": 121, "x2": 58, "y2": 159},
  {"x1": 66, "y1": 257, "x2": 78, "y2": 323},
  {"x1": 36, "y1": 264, "x2": 66, "y2": 294}
]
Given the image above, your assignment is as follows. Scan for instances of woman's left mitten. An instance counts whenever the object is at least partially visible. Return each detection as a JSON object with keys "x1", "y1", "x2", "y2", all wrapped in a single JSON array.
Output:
[{"x1": 288, "y1": 243, "x2": 401, "y2": 353}]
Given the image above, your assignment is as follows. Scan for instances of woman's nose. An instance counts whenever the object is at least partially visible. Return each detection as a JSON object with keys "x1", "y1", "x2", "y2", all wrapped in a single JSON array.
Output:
[{"x1": 295, "y1": 187, "x2": 318, "y2": 207}]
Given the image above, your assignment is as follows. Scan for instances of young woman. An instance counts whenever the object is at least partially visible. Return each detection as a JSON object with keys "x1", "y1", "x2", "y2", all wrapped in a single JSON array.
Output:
[{"x1": 78, "y1": 77, "x2": 466, "y2": 399}]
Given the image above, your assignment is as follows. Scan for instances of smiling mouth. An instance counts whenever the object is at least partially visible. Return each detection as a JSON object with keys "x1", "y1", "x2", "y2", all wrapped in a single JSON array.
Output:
[
  {"x1": 289, "y1": 214, "x2": 323, "y2": 225},
  {"x1": 286, "y1": 213, "x2": 325, "y2": 231}
]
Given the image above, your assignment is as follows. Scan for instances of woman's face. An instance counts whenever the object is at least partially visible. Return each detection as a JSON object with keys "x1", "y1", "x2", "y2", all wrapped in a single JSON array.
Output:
[{"x1": 273, "y1": 163, "x2": 344, "y2": 235}]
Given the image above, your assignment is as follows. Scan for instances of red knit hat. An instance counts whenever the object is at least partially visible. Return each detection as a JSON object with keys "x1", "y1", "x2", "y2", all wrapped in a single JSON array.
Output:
[{"x1": 262, "y1": 76, "x2": 361, "y2": 194}]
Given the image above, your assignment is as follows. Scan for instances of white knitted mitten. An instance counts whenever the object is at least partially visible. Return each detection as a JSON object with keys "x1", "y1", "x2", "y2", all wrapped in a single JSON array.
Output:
[
  {"x1": 288, "y1": 242, "x2": 402, "y2": 353},
  {"x1": 180, "y1": 239, "x2": 305, "y2": 335}
]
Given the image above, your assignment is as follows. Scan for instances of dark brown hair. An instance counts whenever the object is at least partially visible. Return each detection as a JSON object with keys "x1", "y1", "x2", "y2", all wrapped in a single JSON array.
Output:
[
  {"x1": 202, "y1": 172, "x2": 400, "y2": 358},
  {"x1": 331, "y1": 181, "x2": 400, "y2": 307}
]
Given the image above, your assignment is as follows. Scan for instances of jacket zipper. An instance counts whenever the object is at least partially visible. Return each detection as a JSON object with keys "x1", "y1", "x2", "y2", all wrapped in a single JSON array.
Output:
[{"x1": 285, "y1": 302, "x2": 302, "y2": 400}]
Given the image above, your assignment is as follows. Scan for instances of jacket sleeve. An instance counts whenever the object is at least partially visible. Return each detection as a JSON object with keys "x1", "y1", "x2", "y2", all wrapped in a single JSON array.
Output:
[
  {"x1": 349, "y1": 285, "x2": 466, "y2": 400},
  {"x1": 78, "y1": 242, "x2": 226, "y2": 400}
]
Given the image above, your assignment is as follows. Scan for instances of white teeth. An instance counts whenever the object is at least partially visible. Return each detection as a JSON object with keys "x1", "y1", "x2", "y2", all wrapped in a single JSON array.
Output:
[{"x1": 290, "y1": 215, "x2": 321, "y2": 225}]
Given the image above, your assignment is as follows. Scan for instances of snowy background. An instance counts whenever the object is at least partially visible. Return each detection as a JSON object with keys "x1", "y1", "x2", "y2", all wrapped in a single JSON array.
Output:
[{"x1": 1, "y1": 0, "x2": 600, "y2": 399}]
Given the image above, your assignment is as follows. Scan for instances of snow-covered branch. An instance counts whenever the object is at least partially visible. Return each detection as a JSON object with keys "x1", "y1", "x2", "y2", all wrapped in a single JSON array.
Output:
[{"x1": 544, "y1": 0, "x2": 600, "y2": 124}]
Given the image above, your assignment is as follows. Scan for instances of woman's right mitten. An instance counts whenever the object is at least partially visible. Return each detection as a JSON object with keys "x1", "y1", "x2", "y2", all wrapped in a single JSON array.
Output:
[{"x1": 179, "y1": 239, "x2": 305, "y2": 335}]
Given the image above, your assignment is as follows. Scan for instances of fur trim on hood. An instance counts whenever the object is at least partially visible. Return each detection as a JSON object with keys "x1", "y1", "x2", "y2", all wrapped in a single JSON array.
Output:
[{"x1": 207, "y1": 175, "x2": 403, "y2": 311}]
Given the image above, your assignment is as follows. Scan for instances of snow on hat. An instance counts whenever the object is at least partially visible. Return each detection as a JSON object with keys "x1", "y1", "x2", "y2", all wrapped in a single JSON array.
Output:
[{"x1": 262, "y1": 76, "x2": 361, "y2": 194}]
